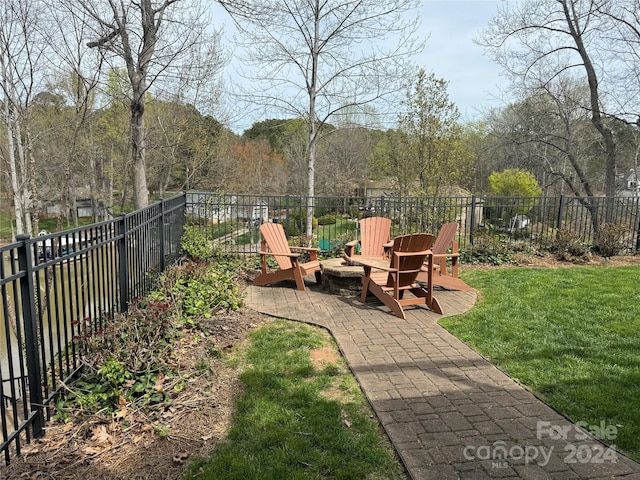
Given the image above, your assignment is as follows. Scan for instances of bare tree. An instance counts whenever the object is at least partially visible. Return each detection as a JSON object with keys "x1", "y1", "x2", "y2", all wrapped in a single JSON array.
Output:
[
  {"x1": 479, "y1": 0, "x2": 619, "y2": 200},
  {"x1": 73, "y1": 0, "x2": 224, "y2": 208},
  {"x1": 44, "y1": 2, "x2": 105, "y2": 225},
  {"x1": 0, "y1": 0, "x2": 48, "y2": 236},
  {"x1": 221, "y1": 0, "x2": 423, "y2": 239},
  {"x1": 316, "y1": 126, "x2": 374, "y2": 197},
  {"x1": 592, "y1": 1, "x2": 640, "y2": 121}
]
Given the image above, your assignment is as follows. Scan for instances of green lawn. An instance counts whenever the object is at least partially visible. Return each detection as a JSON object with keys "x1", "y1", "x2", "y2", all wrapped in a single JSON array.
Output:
[
  {"x1": 441, "y1": 266, "x2": 640, "y2": 461},
  {"x1": 316, "y1": 217, "x2": 358, "y2": 241},
  {"x1": 0, "y1": 216, "x2": 95, "y2": 242},
  {"x1": 185, "y1": 320, "x2": 406, "y2": 480}
]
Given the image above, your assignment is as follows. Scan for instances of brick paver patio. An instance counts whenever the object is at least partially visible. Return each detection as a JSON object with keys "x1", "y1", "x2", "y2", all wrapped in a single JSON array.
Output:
[{"x1": 244, "y1": 279, "x2": 640, "y2": 480}]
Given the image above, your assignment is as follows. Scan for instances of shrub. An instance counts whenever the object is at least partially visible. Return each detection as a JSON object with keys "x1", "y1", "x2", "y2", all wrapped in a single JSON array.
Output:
[
  {"x1": 593, "y1": 223, "x2": 628, "y2": 257},
  {"x1": 181, "y1": 225, "x2": 215, "y2": 261},
  {"x1": 58, "y1": 254, "x2": 248, "y2": 419},
  {"x1": 461, "y1": 231, "x2": 516, "y2": 265},
  {"x1": 552, "y1": 228, "x2": 590, "y2": 261},
  {"x1": 317, "y1": 214, "x2": 336, "y2": 226},
  {"x1": 172, "y1": 262, "x2": 243, "y2": 322}
]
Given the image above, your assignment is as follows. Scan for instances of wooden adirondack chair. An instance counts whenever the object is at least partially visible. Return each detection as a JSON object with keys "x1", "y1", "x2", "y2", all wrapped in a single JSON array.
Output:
[
  {"x1": 344, "y1": 217, "x2": 392, "y2": 259},
  {"x1": 417, "y1": 222, "x2": 470, "y2": 291},
  {"x1": 253, "y1": 223, "x2": 322, "y2": 291},
  {"x1": 358, "y1": 233, "x2": 443, "y2": 319}
]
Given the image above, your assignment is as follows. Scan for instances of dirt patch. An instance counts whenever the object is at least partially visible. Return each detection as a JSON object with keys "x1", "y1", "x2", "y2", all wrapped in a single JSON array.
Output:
[{"x1": 310, "y1": 346, "x2": 341, "y2": 370}]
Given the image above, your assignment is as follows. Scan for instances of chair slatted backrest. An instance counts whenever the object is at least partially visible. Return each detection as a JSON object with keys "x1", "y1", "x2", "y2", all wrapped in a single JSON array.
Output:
[
  {"x1": 259, "y1": 223, "x2": 293, "y2": 270},
  {"x1": 359, "y1": 217, "x2": 392, "y2": 257},
  {"x1": 432, "y1": 222, "x2": 459, "y2": 255},
  {"x1": 388, "y1": 233, "x2": 436, "y2": 287}
]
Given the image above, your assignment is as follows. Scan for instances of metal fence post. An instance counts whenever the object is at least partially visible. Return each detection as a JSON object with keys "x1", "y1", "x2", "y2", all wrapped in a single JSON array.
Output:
[
  {"x1": 636, "y1": 201, "x2": 640, "y2": 250},
  {"x1": 556, "y1": 194, "x2": 565, "y2": 231},
  {"x1": 285, "y1": 195, "x2": 290, "y2": 238},
  {"x1": 470, "y1": 196, "x2": 477, "y2": 246},
  {"x1": 117, "y1": 214, "x2": 129, "y2": 313},
  {"x1": 159, "y1": 199, "x2": 166, "y2": 272},
  {"x1": 15, "y1": 235, "x2": 44, "y2": 439},
  {"x1": 380, "y1": 195, "x2": 385, "y2": 216}
]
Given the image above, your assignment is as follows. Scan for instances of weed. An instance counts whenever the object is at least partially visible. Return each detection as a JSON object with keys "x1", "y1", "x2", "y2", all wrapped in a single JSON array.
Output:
[{"x1": 155, "y1": 424, "x2": 170, "y2": 438}]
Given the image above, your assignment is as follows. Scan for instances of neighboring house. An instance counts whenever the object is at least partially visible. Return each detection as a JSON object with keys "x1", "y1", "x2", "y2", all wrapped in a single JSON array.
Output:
[
  {"x1": 42, "y1": 198, "x2": 105, "y2": 219},
  {"x1": 364, "y1": 178, "x2": 397, "y2": 198},
  {"x1": 231, "y1": 200, "x2": 269, "y2": 225},
  {"x1": 616, "y1": 168, "x2": 640, "y2": 197},
  {"x1": 186, "y1": 194, "x2": 268, "y2": 225}
]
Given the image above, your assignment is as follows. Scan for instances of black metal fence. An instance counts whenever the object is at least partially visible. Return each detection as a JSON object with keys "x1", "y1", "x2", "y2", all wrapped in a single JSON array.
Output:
[
  {"x1": 0, "y1": 195, "x2": 185, "y2": 465},
  {"x1": 185, "y1": 192, "x2": 640, "y2": 254}
]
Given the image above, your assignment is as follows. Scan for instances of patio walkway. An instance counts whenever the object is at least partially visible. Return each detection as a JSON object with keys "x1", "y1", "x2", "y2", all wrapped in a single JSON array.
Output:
[{"x1": 244, "y1": 278, "x2": 640, "y2": 480}]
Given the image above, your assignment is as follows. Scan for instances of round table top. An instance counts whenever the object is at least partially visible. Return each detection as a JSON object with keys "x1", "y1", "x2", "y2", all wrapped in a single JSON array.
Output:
[{"x1": 320, "y1": 256, "x2": 389, "y2": 278}]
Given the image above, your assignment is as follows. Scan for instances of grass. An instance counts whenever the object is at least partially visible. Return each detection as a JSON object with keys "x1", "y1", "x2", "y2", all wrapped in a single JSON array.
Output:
[
  {"x1": 0, "y1": 216, "x2": 95, "y2": 242},
  {"x1": 185, "y1": 320, "x2": 407, "y2": 480},
  {"x1": 440, "y1": 266, "x2": 640, "y2": 461},
  {"x1": 316, "y1": 217, "x2": 358, "y2": 242}
]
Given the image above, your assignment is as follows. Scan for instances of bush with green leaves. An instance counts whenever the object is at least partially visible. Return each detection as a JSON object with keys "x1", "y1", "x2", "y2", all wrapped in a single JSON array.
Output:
[
  {"x1": 317, "y1": 214, "x2": 336, "y2": 225},
  {"x1": 171, "y1": 261, "x2": 243, "y2": 324},
  {"x1": 55, "y1": 251, "x2": 250, "y2": 422},
  {"x1": 488, "y1": 168, "x2": 542, "y2": 197},
  {"x1": 56, "y1": 357, "x2": 167, "y2": 419},
  {"x1": 181, "y1": 225, "x2": 215, "y2": 261}
]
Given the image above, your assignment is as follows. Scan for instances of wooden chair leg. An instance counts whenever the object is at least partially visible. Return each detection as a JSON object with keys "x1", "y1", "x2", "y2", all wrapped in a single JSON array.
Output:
[{"x1": 293, "y1": 267, "x2": 306, "y2": 291}]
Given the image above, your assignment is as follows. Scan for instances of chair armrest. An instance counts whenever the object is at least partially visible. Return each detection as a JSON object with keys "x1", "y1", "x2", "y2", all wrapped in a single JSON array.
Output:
[
  {"x1": 353, "y1": 257, "x2": 396, "y2": 272},
  {"x1": 291, "y1": 246, "x2": 320, "y2": 253},
  {"x1": 260, "y1": 251, "x2": 300, "y2": 258},
  {"x1": 432, "y1": 252, "x2": 459, "y2": 259},
  {"x1": 357, "y1": 261, "x2": 396, "y2": 273},
  {"x1": 393, "y1": 249, "x2": 432, "y2": 258},
  {"x1": 344, "y1": 240, "x2": 359, "y2": 257}
]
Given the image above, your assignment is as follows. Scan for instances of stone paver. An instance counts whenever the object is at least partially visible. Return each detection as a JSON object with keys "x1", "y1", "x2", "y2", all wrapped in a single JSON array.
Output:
[{"x1": 244, "y1": 278, "x2": 640, "y2": 480}]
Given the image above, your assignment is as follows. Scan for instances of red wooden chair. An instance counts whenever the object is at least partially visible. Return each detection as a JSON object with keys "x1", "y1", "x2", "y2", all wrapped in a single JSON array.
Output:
[
  {"x1": 417, "y1": 222, "x2": 470, "y2": 291},
  {"x1": 253, "y1": 223, "x2": 322, "y2": 291},
  {"x1": 358, "y1": 233, "x2": 443, "y2": 319},
  {"x1": 344, "y1": 217, "x2": 392, "y2": 259}
]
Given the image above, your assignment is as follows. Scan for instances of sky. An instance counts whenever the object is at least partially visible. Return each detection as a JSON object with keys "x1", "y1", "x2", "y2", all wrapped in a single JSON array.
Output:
[
  {"x1": 213, "y1": 1, "x2": 511, "y2": 132},
  {"x1": 417, "y1": 1, "x2": 511, "y2": 122}
]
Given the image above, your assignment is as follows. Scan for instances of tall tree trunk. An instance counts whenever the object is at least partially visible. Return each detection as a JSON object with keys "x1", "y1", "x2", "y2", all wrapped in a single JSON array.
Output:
[
  {"x1": 131, "y1": 94, "x2": 149, "y2": 209},
  {"x1": 5, "y1": 119, "x2": 24, "y2": 234},
  {"x1": 13, "y1": 122, "x2": 32, "y2": 235},
  {"x1": 305, "y1": 0, "x2": 320, "y2": 243},
  {"x1": 89, "y1": 151, "x2": 99, "y2": 222},
  {"x1": 107, "y1": 153, "x2": 114, "y2": 220},
  {"x1": 26, "y1": 128, "x2": 39, "y2": 235}
]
